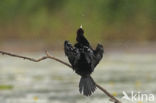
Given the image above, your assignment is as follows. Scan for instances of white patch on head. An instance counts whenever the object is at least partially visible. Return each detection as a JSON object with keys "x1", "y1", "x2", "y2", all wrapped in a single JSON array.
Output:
[{"x1": 80, "y1": 24, "x2": 83, "y2": 28}]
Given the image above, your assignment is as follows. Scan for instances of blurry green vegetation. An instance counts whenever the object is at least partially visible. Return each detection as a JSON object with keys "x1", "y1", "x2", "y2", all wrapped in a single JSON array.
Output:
[
  {"x1": 0, "y1": 85, "x2": 14, "y2": 90},
  {"x1": 0, "y1": 0, "x2": 155, "y2": 45}
]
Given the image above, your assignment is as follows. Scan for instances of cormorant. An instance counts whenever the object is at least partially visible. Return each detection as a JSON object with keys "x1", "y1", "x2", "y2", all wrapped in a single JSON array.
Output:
[{"x1": 64, "y1": 26, "x2": 104, "y2": 96}]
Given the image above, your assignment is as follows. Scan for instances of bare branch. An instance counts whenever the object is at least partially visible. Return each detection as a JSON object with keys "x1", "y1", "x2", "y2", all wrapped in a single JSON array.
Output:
[
  {"x1": 0, "y1": 50, "x2": 121, "y2": 103},
  {"x1": 0, "y1": 50, "x2": 71, "y2": 68},
  {"x1": 96, "y1": 84, "x2": 121, "y2": 103}
]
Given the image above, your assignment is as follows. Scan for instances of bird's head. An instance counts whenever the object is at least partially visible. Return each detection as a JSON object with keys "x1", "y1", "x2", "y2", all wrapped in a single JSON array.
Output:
[
  {"x1": 77, "y1": 25, "x2": 84, "y2": 35},
  {"x1": 76, "y1": 25, "x2": 84, "y2": 41}
]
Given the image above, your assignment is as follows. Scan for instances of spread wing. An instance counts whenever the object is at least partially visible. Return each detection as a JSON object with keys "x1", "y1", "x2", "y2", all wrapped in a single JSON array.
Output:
[
  {"x1": 64, "y1": 40, "x2": 80, "y2": 70},
  {"x1": 93, "y1": 44, "x2": 104, "y2": 68}
]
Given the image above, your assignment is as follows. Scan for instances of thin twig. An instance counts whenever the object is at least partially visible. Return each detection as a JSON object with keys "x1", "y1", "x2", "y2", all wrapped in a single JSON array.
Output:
[
  {"x1": 0, "y1": 50, "x2": 121, "y2": 103},
  {"x1": 96, "y1": 84, "x2": 121, "y2": 103},
  {"x1": 0, "y1": 50, "x2": 71, "y2": 68}
]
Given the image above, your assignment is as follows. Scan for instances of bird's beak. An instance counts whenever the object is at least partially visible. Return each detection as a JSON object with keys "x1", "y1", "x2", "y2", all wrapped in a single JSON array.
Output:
[{"x1": 80, "y1": 24, "x2": 83, "y2": 28}]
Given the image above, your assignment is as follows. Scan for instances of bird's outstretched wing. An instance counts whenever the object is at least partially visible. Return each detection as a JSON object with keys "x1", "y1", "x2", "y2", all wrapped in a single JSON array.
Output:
[
  {"x1": 93, "y1": 44, "x2": 104, "y2": 68},
  {"x1": 64, "y1": 40, "x2": 80, "y2": 70}
]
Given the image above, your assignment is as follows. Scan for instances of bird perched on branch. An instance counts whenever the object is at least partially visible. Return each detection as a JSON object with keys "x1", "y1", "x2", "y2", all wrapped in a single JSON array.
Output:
[{"x1": 64, "y1": 26, "x2": 104, "y2": 96}]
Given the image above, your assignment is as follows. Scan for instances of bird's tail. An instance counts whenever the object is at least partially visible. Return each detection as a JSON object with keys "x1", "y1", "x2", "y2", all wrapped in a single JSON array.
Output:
[{"x1": 79, "y1": 76, "x2": 96, "y2": 96}]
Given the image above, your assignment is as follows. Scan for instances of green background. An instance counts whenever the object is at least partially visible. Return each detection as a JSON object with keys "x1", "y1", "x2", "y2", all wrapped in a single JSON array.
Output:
[{"x1": 0, "y1": 0, "x2": 155, "y2": 45}]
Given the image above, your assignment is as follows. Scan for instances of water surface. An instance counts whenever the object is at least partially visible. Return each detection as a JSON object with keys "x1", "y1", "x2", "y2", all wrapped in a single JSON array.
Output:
[{"x1": 0, "y1": 52, "x2": 156, "y2": 103}]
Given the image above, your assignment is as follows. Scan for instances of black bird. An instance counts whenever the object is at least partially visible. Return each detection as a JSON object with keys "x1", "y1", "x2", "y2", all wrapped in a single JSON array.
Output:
[{"x1": 64, "y1": 26, "x2": 104, "y2": 96}]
